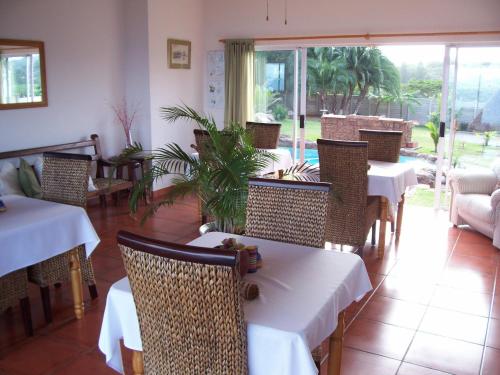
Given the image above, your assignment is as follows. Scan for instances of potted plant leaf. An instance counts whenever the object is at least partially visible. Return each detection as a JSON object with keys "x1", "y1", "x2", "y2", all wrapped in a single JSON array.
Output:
[{"x1": 122, "y1": 104, "x2": 277, "y2": 234}]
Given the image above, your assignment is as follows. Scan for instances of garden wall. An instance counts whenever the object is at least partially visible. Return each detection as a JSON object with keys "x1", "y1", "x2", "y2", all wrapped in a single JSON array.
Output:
[{"x1": 321, "y1": 114, "x2": 414, "y2": 147}]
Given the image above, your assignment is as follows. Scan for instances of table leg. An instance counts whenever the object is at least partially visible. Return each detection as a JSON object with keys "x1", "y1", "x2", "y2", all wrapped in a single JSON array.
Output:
[
  {"x1": 396, "y1": 193, "x2": 405, "y2": 241},
  {"x1": 378, "y1": 197, "x2": 388, "y2": 258},
  {"x1": 327, "y1": 311, "x2": 345, "y2": 375},
  {"x1": 132, "y1": 350, "x2": 144, "y2": 375},
  {"x1": 69, "y1": 249, "x2": 84, "y2": 319}
]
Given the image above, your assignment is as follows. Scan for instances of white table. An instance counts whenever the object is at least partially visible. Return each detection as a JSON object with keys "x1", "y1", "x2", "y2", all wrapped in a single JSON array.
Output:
[
  {"x1": 367, "y1": 161, "x2": 418, "y2": 257},
  {"x1": 0, "y1": 194, "x2": 100, "y2": 318},
  {"x1": 99, "y1": 232, "x2": 372, "y2": 375}
]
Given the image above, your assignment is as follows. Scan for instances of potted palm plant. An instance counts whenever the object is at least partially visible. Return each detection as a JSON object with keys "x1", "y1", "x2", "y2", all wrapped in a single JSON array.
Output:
[{"x1": 122, "y1": 105, "x2": 277, "y2": 234}]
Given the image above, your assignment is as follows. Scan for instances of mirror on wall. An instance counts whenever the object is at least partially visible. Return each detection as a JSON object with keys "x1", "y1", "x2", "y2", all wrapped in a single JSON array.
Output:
[{"x1": 0, "y1": 39, "x2": 47, "y2": 110}]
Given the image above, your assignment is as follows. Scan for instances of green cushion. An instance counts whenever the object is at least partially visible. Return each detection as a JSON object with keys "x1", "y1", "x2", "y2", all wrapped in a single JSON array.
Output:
[{"x1": 18, "y1": 158, "x2": 42, "y2": 198}]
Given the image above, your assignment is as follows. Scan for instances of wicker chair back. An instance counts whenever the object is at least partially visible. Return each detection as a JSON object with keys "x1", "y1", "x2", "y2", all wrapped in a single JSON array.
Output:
[
  {"x1": 245, "y1": 178, "x2": 331, "y2": 248},
  {"x1": 117, "y1": 231, "x2": 248, "y2": 375},
  {"x1": 359, "y1": 129, "x2": 402, "y2": 163}
]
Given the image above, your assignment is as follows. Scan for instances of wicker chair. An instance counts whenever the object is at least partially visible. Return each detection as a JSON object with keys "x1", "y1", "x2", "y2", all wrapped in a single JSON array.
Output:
[
  {"x1": 245, "y1": 122, "x2": 281, "y2": 149},
  {"x1": 117, "y1": 230, "x2": 248, "y2": 375},
  {"x1": 359, "y1": 129, "x2": 403, "y2": 163},
  {"x1": 245, "y1": 178, "x2": 331, "y2": 248},
  {"x1": 245, "y1": 177, "x2": 331, "y2": 368},
  {"x1": 317, "y1": 139, "x2": 380, "y2": 248},
  {"x1": 0, "y1": 269, "x2": 33, "y2": 336},
  {"x1": 359, "y1": 129, "x2": 403, "y2": 234},
  {"x1": 27, "y1": 152, "x2": 98, "y2": 323}
]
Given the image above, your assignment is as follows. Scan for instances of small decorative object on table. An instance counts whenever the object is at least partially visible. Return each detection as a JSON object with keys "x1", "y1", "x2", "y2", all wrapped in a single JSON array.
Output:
[
  {"x1": 0, "y1": 199, "x2": 6, "y2": 212},
  {"x1": 218, "y1": 238, "x2": 261, "y2": 300}
]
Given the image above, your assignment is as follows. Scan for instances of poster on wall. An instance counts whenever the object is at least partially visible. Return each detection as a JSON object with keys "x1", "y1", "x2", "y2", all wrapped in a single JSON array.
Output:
[{"x1": 207, "y1": 50, "x2": 224, "y2": 109}]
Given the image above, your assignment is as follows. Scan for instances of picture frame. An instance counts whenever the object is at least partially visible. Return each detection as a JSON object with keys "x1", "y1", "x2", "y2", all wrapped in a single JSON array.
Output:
[{"x1": 167, "y1": 39, "x2": 191, "y2": 69}]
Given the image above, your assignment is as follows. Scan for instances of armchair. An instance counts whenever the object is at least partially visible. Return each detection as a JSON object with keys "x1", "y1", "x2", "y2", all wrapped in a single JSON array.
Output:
[{"x1": 449, "y1": 164, "x2": 500, "y2": 248}]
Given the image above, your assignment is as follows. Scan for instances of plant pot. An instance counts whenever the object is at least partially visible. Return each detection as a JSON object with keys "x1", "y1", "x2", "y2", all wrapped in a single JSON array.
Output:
[{"x1": 199, "y1": 222, "x2": 218, "y2": 235}]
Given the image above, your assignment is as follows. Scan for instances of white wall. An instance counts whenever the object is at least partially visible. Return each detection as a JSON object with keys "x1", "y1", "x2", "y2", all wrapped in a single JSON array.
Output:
[
  {"x1": 0, "y1": 0, "x2": 128, "y2": 156},
  {"x1": 147, "y1": 0, "x2": 205, "y2": 188}
]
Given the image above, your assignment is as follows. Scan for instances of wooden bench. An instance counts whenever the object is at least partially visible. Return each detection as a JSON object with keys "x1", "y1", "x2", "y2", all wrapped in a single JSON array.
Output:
[{"x1": 0, "y1": 134, "x2": 133, "y2": 206}]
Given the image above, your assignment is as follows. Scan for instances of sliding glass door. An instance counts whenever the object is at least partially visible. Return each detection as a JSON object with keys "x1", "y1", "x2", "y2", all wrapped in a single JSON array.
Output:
[{"x1": 254, "y1": 49, "x2": 300, "y2": 160}]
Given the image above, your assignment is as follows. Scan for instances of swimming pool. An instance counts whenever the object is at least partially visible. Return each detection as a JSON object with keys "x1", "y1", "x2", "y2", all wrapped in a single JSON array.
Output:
[{"x1": 283, "y1": 147, "x2": 418, "y2": 165}]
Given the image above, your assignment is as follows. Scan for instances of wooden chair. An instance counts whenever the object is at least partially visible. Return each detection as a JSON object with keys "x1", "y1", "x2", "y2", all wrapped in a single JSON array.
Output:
[
  {"x1": 245, "y1": 178, "x2": 331, "y2": 248},
  {"x1": 117, "y1": 230, "x2": 248, "y2": 374},
  {"x1": 27, "y1": 152, "x2": 98, "y2": 323},
  {"x1": 359, "y1": 129, "x2": 403, "y2": 236},
  {"x1": 317, "y1": 139, "x2": 379, "y2": 249},
  {"x1": 245, "y1": 122, "x2": 281, "y2": 149},
  {"x1": 0, "y1": 269, "x2": 33, "y2": 336}
]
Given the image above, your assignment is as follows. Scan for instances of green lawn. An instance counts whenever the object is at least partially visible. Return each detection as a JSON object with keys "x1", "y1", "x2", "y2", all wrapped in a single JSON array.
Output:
[
  {"x1": 280, "y1": 120, "x2": 497, "y2": 168},
  {"x1": 406, "y1": 186, "x2": 447, "y2": 208}
]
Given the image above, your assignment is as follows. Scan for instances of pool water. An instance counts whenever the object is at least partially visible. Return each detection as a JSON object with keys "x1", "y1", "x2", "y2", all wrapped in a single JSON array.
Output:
[{"x1": 284, "y1": 147, "x2": 417, "y2": 165}]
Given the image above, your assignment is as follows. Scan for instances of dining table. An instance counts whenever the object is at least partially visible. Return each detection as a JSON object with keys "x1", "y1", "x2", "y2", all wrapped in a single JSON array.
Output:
[
  {"x1": 367, "y1": 160, "x2": 418, "y2": 257},
  {"x1": 0, "y1": 194, "x2": 100, "y2": 319},
  {"x1": 98, "y1": 231, "x2": 372, "y2": 375}
]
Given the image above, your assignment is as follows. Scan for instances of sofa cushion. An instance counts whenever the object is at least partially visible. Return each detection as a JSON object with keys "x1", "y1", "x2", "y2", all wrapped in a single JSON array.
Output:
[
  {"x1": 0, "y1": 162, "x2": 25, "y2": 196},
  {"x1": 18, "y1": 158, "x2": 42, "y2": 198},
  {"x1": 456, "y1": 193, "x2": 494, "y2": 224}
]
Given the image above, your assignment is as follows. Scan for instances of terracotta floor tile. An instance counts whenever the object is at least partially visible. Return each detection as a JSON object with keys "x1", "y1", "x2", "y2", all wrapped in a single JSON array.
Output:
[
  {"x1": 430, "y1": 286, "x2": 492, "y2": 317},
  {"x1": 447, "y1": 254, "x2": 497, "y2": 277},
  {"x1": 0, "y1": 336, "x2": 82, "y2": 375},
  {"x1": 438, "y1": 268, "x2": 495, "y2": 294},
  {"x1": 376, "y1": 275, "x2": 435, "y2": 305},
  {"x1": 486, "y1": 318, "x2": 500, "y2": 349},
  {"x1": 345, "y1": 318, "x2": 415, "y2": 360},
  {"x1": 405, "y1": 332, "x2": 483, "y2": 375},
  {"x1": 397, "y1": 362, "x2": 452, "y2": 375},
  {"x1": 492, "y1": 295, "x2": 500, "y2": 319},
  {"x1": 359, "y1": 295, "x2": 426, "y2": 329},
  {"x1": 51, "y1": 350, "x2": 116, "y2": 375},
  {"x1": 51, "y1": 308, "x2": 104, "y2": 348},
  {"x1": 340, "y1": 347, "x2": 400, "y2": 375},
  {"x1": 419, "y1": 307, "x2": 488, "y2": 345},
  {"x1": 482, "y1": 346, "x2": 500, "y2": 375},
  {"x1": 459, "y1": 229, "x2": 493, "y2": 245},
  {"x1": 453, "y1": 242, "x2": 499, "y2": 260}
]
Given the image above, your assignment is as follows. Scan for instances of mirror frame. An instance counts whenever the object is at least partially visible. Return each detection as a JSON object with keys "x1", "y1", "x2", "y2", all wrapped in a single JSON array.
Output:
[{"x1": 0, "y1": 39, "x2": 48, "y2": 110}]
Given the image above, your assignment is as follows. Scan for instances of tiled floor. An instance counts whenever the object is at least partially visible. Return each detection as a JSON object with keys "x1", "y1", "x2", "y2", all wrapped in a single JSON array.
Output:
[{"x1": 0, "y1": 197, "x2": 499, "y2": 375}]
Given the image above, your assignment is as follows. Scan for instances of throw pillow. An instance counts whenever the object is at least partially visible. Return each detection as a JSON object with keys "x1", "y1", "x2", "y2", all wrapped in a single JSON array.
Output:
[
  {"x1": 0, "y1": 162, "x2": 25, "y2": 196},
  {"x1": 18, "y1": 158, "x2": 42, "y2": 198},
  {"x1": 33, "y1": 156, "x2": 43, "y2": 183}
]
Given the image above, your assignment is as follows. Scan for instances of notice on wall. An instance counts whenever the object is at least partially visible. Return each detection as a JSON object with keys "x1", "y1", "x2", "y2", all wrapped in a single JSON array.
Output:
[{"x1": 207, "y1": 50, "x2": 224, "y2": 109}]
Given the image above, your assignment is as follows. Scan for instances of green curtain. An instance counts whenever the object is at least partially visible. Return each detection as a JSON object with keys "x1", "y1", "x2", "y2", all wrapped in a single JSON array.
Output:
[{"x1": 224, "y1": 39, "x2": 255, "y2": 127}]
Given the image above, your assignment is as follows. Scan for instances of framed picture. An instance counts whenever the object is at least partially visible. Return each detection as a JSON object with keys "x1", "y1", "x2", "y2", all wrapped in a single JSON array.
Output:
[{"x1": 167, "y1": 39, "x2": 191, "y2": 69}]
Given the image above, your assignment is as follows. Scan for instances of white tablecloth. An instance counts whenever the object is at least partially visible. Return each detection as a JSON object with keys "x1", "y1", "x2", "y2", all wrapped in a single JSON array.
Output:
[
  {"x1": 257, "y1": 148, "x2": 293, "y2": 175},
  {"x1": 0, "y1": 195, "x2": 100, "y2": 277},
  {"x1": 368, "y1": 160, "x2": 418, "y2": 205},
  {"x1": 99, "y1": 232, "x2": 372, "y2": 375}
]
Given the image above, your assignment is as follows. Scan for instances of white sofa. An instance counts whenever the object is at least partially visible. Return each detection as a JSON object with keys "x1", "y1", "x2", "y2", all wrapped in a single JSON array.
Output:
[{"x1": 449, "y1": 163, "x2": 500, "y2": 248}]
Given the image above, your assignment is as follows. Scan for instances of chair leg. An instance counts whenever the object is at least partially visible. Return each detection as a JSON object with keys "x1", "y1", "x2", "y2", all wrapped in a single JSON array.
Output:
[
  {"x1": 88, "y1": 284, "x2": 98, "y2": 300},
  {"x1": 371, "y1": 223, "x2": 376, "y2": 246},
  {"x1": 19, "y1": 297, "x2": 33, "y2": 337},
  {"x1": 391, "y1": 221, "x2": 395, "y2": 233},
  {"x1": 40, "y1": 286, "x2": 53, "y2": 323}
]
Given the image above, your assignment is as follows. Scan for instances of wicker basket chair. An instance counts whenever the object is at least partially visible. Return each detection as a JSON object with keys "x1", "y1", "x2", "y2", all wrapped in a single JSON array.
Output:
[
  {"x1": 317, "y1": 139, "x2": 380, "y2": 248},
  {"x1": 117, "y1": 230, "x2": 248, "y2": 375},
  {"x1": 27, "y1": 152, "x2": 98, "y2": 323},
  {"x1": 359, "y1": 129, "x2": 403, "y2": 163},
  {"x1": 0, "y1": 269, "x2": 33, "y2": 336},
  {"x1": 245, "y1": 178, "x2": 331, "y2": 248},
  {"x1": 245, "y1": 122, "x2": 281, "y2": 149}
]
